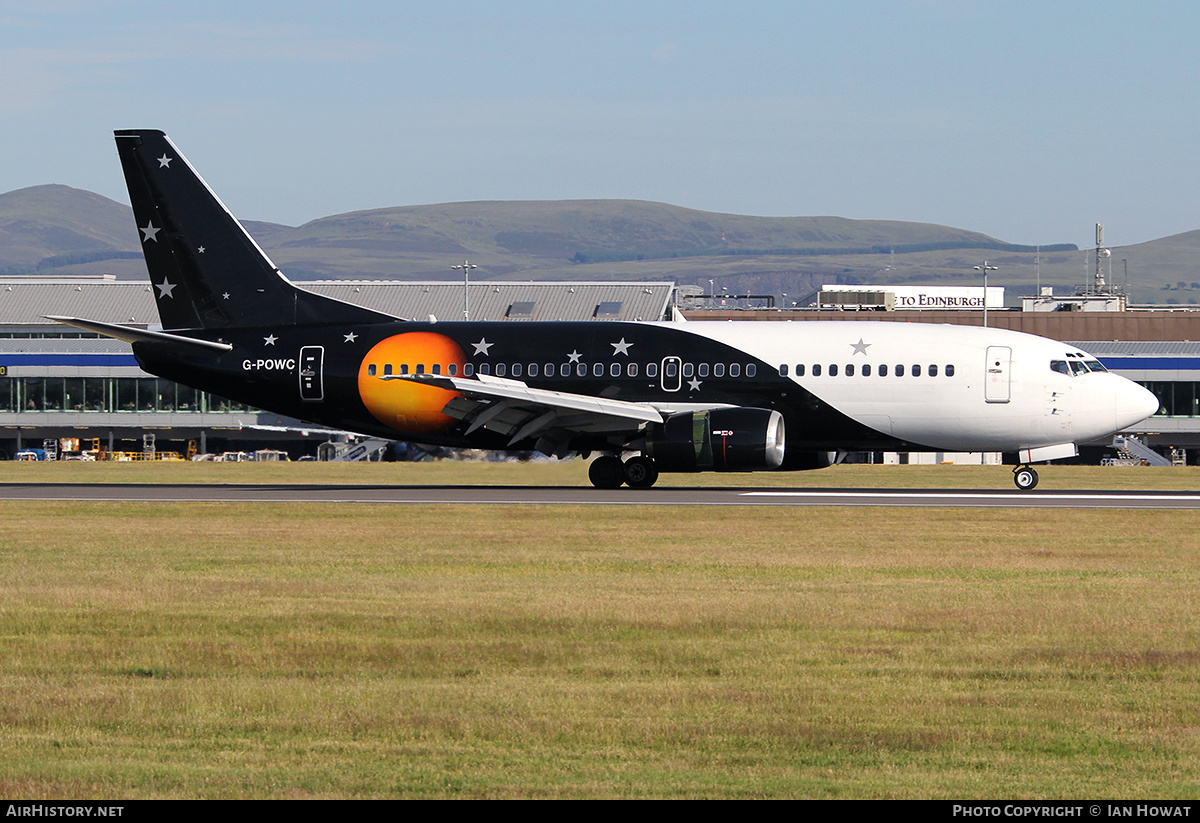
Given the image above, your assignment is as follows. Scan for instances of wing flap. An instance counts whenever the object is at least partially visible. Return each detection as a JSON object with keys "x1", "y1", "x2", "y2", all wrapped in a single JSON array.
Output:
[{"x1": 382, "y1": 373, "x2": 664, "y2": 442}]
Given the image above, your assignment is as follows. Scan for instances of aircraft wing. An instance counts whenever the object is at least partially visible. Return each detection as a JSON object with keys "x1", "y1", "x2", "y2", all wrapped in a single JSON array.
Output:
[{"x1": 381, "y1": 373, "x2": 665, "y2": 449}]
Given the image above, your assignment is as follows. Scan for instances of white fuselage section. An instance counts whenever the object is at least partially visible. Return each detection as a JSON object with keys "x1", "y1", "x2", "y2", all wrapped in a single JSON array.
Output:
[{"x1": 666, "y1": 321, "x2": 1158, "y2": 453}]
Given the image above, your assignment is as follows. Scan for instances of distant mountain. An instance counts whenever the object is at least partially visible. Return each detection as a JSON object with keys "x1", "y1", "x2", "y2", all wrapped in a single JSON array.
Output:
[
  {"x1": 19, "y1": 183, "x2": 1200, "y2": 306},
  {"x1": 0, "y1": 185, "x2": 140, "y2": 271}
]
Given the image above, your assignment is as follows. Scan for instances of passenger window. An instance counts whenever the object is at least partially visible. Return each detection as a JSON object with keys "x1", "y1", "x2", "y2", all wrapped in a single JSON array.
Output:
[
  {"x1": 432, "y1": 364, "x2": 441, "y2": 375},
  {"x1": 611, "y1": 363, "x2": 621, "y2": 377},
  {"x1": 830, "y1": 364, "x2": 838, "y2": 376},
  {"x1": 512, "y1": 363, "x2": 523, "y2": 377},
  {"x1": 698, "y1": 364, "x2": 709, "y2": 377},
  {"x1": 478, "y1": 363, "x2": 490, "y2": 375},
  {"x1": 416, "y1": 364, "x2": 426, "y2": 375},
  {"x1": 796, "y1": 364, "x2": 805, "y2": 377},
  {"x1": 946, "y1": 365, "x2": 955, "y2": 377},
  {"x1": 494, "y1": 363, "x2": 505, "y2": 377},
  {"x1": 878, "y1": 364, "x2": 887, "y2": 377},
  {"x1": 911, "y1": 364, "x2": 921, "y2": 377},
  {"x1": 383, "y1": 364, "x2": 392, "y2": 376},
  {"x1": 861, "y1": 364, "x2": 870, "y2": 376},
  {"x1": 845, "y1": 363, "x2": 853, "y2": 375},
  {"x1": 665, "y1": 361, "x2": 678, "y2": 377},
  {"x1": 464, "y1": 363, "x2": 474, "y2": 376},
  {"x1": 780, "y1": 364, "x2": 789, "y2": 377},
  {"x1": 929, "y1": 364, "x2": 937, "y2": 377},
  {"x1": 894, "y1": 364, "x2": 903, "y2": 377},
  {"x1": 714, "y1": 364, "x2": 725, "y2": 377},
  {"x1": 747, "y1": 364, "x2": 756, "y2": 377},
  {"x1": 683, "y1": 363, "x2": 694, "y2": 377},
  {"x1": 627, "y1": 363, "x2": 638, "y2": 377},
  {"x1": 527, "y1": 364, "x2": 537, "y2": 377},
  {"x1": 813, "y1": 364, "x2": 821, "y2": 377},
  {"x1": 730, "y1": 364, "x2": 741, "y2": 377},
  {"x1": 399, "y1": 364, "x2": 409, "y2": 375},
  {"x1": 448, "y1": 364, "x2": 457, "y2": 376},
  {"x1": 593, "y1": 363, "x2": 604, "y2": 377},
  {"x1": 647, "y1": 363, "x2": 658, "y2": 377},
  {"x1": 560, "y1": 363, "x2": 570, "y2": 377},
  {"x1": 576, "y1": 363, "x2": 587, "y2": 377},
  {"x1": 368, "y1": 364, "x2": 377, "y2": 376},
  {"x1": 544, "y1": 363, "x2": 553, "y2": 376}
]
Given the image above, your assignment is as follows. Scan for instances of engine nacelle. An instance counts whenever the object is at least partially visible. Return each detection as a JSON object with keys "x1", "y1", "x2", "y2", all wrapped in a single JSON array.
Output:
[{"x1": 645, "y1": 407, "x2": 786, "y2": 472}]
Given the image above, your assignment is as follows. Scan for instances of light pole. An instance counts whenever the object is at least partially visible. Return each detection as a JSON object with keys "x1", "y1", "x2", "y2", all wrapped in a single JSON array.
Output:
[
  {"x1": 974, "y1": 261, "x2": 997, "y2": 327},
  {"x1": 451, "y1": 260, "x2": 478, "y2": 321}
]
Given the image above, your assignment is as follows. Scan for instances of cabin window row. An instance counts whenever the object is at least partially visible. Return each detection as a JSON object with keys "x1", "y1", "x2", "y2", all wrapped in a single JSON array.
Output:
[
  {"x1": 780, "y1": 363, "x2": 956, "y2": 378},
  {"x1": 366, "y1": 362, "x2": 760, "y2": 379}
]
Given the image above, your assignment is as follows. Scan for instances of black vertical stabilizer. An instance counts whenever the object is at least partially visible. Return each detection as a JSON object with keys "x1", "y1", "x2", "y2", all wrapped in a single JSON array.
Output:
[{"x1": 114, "y1": 129, "x2": 397, "y2": 331}]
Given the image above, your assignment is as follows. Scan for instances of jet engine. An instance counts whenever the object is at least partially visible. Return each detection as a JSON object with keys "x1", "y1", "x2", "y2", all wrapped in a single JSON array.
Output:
[{"x1": 645, "y1": 407, "x2": 786, "y2": 472}]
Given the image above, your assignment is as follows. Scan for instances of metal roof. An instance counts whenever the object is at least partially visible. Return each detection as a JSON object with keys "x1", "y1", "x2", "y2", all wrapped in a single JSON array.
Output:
[
  {"x1": 305, "y1": 281, "x2": 675, "y2": 322},
  {"x1": 1067, "y1": 341, "x2": 1200, "y2": 356},
  {"x1": 0, "y1": 277, "x2": 676, "y2": 326}
]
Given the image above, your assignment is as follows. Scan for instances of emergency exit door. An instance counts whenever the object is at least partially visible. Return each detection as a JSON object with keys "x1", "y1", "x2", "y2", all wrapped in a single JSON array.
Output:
[{"x1": 299, "y1": 346, "x2": 324, "y2": 402}]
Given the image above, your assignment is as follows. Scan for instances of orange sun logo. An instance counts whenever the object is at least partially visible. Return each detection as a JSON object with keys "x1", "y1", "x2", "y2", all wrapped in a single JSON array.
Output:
[{"x1": 357, "y1": 332, "x2": 466, "y2": 433}]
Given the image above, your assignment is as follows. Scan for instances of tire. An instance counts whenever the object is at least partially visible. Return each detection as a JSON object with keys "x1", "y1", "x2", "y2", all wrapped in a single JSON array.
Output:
[
  {"x1": 588, "y1": 455, "x2": 624, "y2": 489},
  {"x1": 623, "y1": 455, "x2": 659, "y2": 488},
  {"x1": 1013, "y1": 466, "x2": 1039, "y2": 491}
]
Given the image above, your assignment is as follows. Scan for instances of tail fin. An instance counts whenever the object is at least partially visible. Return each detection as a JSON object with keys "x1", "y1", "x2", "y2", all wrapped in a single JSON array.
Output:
[{"x1": 114, "y1": 129, "x2": 395, "y2": 331}]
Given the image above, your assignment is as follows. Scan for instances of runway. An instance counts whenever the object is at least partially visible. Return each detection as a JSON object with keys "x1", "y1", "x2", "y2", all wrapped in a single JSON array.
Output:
[{"x1": 2, "y1": 482, "x2": 1200, "y2": 508}]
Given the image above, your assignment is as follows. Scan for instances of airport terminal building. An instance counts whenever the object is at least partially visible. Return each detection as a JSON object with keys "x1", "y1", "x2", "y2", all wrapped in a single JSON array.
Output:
[{"x1": 0, "y1": 275, "x2": 1193, "y2": 463}]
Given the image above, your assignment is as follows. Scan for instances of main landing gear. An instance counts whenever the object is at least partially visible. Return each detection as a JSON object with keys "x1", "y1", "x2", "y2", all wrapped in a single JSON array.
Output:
[
  {"x1": 1013, "y1": 465, "x2": 1039, "y2": 491},
  {"x1": 588, "y1": 454, "x2": 660, "y2": 489}
]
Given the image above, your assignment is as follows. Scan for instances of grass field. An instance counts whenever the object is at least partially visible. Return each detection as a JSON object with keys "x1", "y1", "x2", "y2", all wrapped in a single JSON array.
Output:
[{"x1": 0, "y1": 461, "x2": 1198, "y2": 798}]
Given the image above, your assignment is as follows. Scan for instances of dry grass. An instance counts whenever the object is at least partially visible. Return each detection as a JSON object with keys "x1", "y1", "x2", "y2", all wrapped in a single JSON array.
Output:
[{"x1": 0, "y1": 493, "x2": 1199, "y2": 798}]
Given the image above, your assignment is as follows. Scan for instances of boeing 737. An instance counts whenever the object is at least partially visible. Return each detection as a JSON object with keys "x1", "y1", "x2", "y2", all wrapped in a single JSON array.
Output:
[{"x1": 50, "y1": 130, "x2": 1159, "y2": 490}]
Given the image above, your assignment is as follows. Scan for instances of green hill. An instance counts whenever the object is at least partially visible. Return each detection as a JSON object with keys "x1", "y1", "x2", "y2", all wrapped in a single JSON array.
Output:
[{"x1": 13, "y1": 184, "x2": 1200, "y2": 305}]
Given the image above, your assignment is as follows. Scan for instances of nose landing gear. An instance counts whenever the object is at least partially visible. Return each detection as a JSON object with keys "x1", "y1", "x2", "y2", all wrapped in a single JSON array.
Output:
[{"x1": 1013, "y1": 465, "x2": 1039, "y2": 491}]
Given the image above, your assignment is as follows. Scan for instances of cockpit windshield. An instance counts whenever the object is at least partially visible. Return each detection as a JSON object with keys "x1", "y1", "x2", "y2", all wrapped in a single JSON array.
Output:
[{"x1": 1051, "y1": 358, "x2": 1108, "y2": 376}]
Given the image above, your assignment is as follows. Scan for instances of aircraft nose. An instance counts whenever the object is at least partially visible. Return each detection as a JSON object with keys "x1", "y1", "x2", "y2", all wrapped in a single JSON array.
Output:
[{"x1": 1116, "y1": 380, "x2": 1160, "y2": 428}]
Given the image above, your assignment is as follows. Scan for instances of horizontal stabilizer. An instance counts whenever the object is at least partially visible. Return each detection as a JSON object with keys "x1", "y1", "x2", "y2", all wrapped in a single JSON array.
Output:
[{"x1": 45, "y1": 315, "x2": 233, "y2": 353}]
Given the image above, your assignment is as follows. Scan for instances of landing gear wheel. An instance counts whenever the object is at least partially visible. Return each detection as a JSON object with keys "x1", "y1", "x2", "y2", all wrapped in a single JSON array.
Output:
[
  {"x1": 623, "y1": 455, "x2": 659, "y2": 489},
  {"x1": 588, "y1": 455, "x2": 625, "y2": 489},
  {"x1": 1013, "y1": 466, "x2": 1039, "y2": 491}
]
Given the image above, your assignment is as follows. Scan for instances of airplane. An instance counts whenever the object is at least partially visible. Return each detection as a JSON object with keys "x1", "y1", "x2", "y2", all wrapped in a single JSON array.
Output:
[{"x1": 48, "y1": 129, "x2": 1159, "y2": 491}]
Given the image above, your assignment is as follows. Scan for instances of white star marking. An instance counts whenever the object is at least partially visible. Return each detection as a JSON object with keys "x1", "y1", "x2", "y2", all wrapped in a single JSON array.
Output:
[
  {"x1": 611, "y1": 338, "x2": 632, "y2": 356},
  {"x1": 688, "y1": 378, "x2": 702, "y2": 391},
  {"x1": 567, "y1": 350, "x2": 582, "y2": 363},
  {"x1": 850, "y1": 338, "x2": 871, "y2": 355},
  {"x1": 197, "y1": 246, "x2": 205, "y2": 254},
  {"x1": 157, "y1": 154, "x2": 172, "y2": 168},
  {"x1": 264, "y1": 334, "x2": 277, "y2": 346},
  {"x1": 139, "y1": 222, "x2": 160, "y2": 243},
  {"x1": 155, "y1": 279, "x2": 176, "y2": 299},
  {"x1": 472, "y1": 338, "x2": 493, "y2": 356},
  {"x1": 222, "y1": 292, "x2": 230, "y2": 300},
  {"x1": 344, "y1": 332, "x2": 358, "y2": 343}
]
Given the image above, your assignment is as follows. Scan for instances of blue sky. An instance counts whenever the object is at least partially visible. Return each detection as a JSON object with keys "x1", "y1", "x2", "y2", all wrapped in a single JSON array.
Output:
[{"x1": 3, "y1": 0, "x2": 1197, "y2": 248}]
